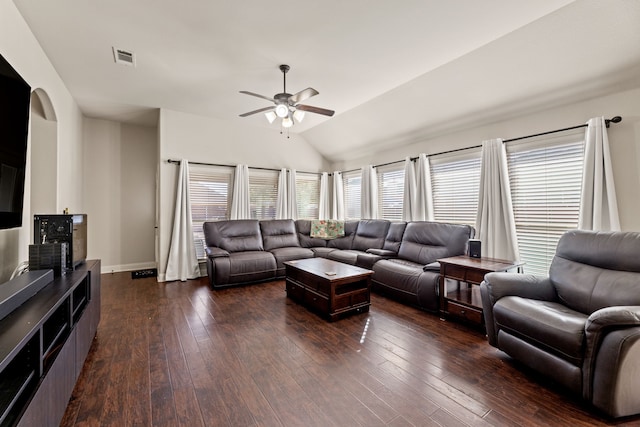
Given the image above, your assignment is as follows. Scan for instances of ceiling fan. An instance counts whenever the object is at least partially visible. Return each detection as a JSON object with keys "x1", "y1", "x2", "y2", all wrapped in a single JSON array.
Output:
[{"x1": 239, "y1": 64, "x2": 334, "y2": 129}]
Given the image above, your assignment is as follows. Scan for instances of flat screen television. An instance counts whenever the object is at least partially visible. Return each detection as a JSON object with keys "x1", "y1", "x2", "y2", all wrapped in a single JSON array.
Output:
[{"x1": 0, "y1": 53, "x2": 31, "y2": 230}]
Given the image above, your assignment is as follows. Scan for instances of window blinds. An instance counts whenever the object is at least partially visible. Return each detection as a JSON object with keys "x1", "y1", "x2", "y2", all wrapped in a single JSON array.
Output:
[
  {"x1": 249, "y1": 169, "x2": 279, "y2": 220},
  {"x1": 188, "y1": 166, "x2": 233, "y2": 259},
  {"x1": 376, "y1": 164, "x2": 405, "y2": 221},
  {"x1": 295, "y1": 172, "x2": 320, "y2": 220},
  {"x1": 507, "y1": 135, "x2": 585, "y2": 276},
  {"x1": 430, "y1": 151, "x2": 481, "y2": 226},
  {"x1": 343, "y1": 170, "x2": 362, "y2": 220}
]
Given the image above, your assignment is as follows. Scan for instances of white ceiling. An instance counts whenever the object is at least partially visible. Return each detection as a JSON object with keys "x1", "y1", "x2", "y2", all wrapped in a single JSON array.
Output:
[{"x1": 13, "y1": 0, "x2": 640, "y2": 162}]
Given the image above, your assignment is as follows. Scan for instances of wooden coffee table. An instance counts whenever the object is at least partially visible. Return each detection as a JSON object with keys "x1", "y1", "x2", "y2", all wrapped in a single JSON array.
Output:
[{"x1": 284, "y1": 258, "x2": 373, "y2": 321}]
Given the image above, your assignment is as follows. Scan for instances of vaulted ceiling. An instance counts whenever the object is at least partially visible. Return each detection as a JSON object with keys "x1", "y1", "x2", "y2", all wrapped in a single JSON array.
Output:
[{"x1": 13, "y1": 0, "x2": 640, "y2": 162}]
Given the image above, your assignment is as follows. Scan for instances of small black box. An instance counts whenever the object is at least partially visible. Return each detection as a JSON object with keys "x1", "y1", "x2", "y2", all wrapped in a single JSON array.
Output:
[
  {"x1": 29, "y1": 242, "x2": 67, "y2": 276},
  {"x1": 469, "y1": 239, "x2": 482, "y2": 258}
]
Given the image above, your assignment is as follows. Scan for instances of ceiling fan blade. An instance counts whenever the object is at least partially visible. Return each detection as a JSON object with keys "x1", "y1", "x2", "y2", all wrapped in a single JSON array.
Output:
[
  {"x1": 239, "y1": 106, "x2": 275, "y2": 117},
  {"x1": 289, "y1": 87, "x2": 319, "y2": 104},
  {"x1": 296, "y1": 104, "x2": 335, "y2": 117},
  {"x1": 239, "y1": 91, "x2": 275, "y2": 103}
]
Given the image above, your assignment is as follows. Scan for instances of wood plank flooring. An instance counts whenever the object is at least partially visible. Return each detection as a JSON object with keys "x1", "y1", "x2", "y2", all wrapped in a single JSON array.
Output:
[{"x1": 60, "y1": 273, "x2": 640, "y2": 426}]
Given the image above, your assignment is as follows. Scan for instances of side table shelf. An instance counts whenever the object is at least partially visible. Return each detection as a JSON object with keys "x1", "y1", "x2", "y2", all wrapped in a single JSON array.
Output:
[{"x1": 438, "y1": 256, "x2": 523, "y2": 328}]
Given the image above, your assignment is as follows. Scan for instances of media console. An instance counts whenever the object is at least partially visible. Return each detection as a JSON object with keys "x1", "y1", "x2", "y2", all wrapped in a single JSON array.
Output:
[{"x1": 0, "y1": 260, "x2": 100, "y2": 427}]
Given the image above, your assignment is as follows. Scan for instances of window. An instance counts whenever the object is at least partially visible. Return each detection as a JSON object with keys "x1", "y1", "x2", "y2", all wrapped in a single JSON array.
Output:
[
  {"x1": 507, "y1": 133, "x2": 585, "y2": 276},
  {"x1": 189, "y1": 165, "x2": 233, "y2": 258},
  {"x1": 343, "y1": 170, "x2": 362, "y2": 220},
  {"x1": 249, "y1": 169, "x2": 279, "y2": 220},
  {"x1": 430, "y1": 150, "x2": 481, "y2": 226},
  {"x1": 376, "y1": 163, "x2": 405, "y2": 221},
  {"x1": 295, "y1": 172, "x2": 320, "y2": 220}
]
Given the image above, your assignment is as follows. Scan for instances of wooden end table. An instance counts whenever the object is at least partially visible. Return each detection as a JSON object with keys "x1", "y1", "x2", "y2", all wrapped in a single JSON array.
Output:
[
  {"x1": 438, "y1": 255, "x2": 524, "y2": 327},
  {"x1": 284, "y1": 258, "x2": 372, "y2": 321}
]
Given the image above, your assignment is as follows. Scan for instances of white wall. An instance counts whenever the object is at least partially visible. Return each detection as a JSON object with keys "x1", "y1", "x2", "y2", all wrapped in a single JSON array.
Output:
[
  {"x1": 157, "y1": 109, "x2": 331, "y2": 281},
  {"x1": 83, "y1": 118, "x2": 157, "y2": 273},
  {"x1": 332, "y1": 87, "x2": 640, "y2": 232},
  {"x1": 0, "y1": 0, "x2": 84, "y2": 281}
]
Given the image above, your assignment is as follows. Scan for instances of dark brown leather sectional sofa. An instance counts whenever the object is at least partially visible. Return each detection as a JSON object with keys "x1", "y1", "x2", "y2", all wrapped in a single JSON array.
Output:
[{"x1": 203, "y1": 218, "x2": 475, "y2": 312}]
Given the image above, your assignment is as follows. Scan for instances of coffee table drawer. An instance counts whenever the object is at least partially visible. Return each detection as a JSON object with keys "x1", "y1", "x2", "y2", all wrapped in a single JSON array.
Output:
[
  {"x1": 304, "y1": 289, "x2": 329, "y2": 313},
  {"x1": 286, "y1": 279, "x2": 305, "y2": 302}
]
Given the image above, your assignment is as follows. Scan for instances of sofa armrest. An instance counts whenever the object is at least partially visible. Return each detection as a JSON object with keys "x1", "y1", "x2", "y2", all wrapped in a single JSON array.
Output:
[
  {"x1": 481, "y1": 272, "x2": 556, "y2": 303},
  {"x1": 205, "y1": 247, "x2": 230, "y2": 258},
  {"x1": 582, "y1": 306, "x2": 640, "y2": 401},
  {"x1": 480, "y1": 272, "x2": 557, "y2": 347},
  {"x1": 423, "y1": 261, "x2": 440, "y2": 272},
  {"x1": 366, "y1": 248, "x2": 397, "y2": 257}
]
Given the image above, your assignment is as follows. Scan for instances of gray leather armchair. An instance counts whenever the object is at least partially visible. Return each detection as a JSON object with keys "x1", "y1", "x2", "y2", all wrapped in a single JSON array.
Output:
[{"x1": 481, "y1": 230, "x2": 640, "y2": 418}]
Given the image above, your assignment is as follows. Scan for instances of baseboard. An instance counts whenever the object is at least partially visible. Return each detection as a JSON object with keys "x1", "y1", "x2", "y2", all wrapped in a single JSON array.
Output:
[{"x1": 101, "y1": 262, "x2": 157, "y2": 275}]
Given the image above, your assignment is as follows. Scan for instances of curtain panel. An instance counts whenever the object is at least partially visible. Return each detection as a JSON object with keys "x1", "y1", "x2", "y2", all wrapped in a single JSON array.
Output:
[
  {"x1": 332, "y1": 171, "x2": 345, "y2": 220},
  {"x1": 361, "y1": 165, "x2": 378, "y2": 219},
  {"x1": 475, "y1": 139, "x2": 520, "y2": 261},
  {"x1": 276, "y1": 168, "x2": 288, "y2": 219},
  {"x1": 230, "y1": 164, "x2": 250, "y2": 219},
  {"x1": 165, "y1": 160, "x2": 200, "y2": 281},
  {"x1": 402, "y1": 157, "x2": 417, "y2": 221},
  {"x1": 579, "y1": 116, "x2": 620, "y2": 231},
  {"x1": 415, "y1": 153, "x2": 435, "y2": 221},
  {"x1": 318, "y1": 172, "x2": 330, "y2": 220}
]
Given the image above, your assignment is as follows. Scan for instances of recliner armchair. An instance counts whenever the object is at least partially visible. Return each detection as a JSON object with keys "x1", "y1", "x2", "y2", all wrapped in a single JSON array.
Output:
[{"x1": 481, "y1": 229, "x2": 640, "y2": 418}]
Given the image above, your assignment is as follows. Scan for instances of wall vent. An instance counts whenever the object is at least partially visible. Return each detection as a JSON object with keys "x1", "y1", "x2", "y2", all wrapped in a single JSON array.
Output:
[{"x1": 112, "y1": 47, "x2": 136, "y2": 67}]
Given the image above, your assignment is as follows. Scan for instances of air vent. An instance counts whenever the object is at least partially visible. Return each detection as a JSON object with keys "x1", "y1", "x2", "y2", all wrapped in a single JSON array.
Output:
[{"x1": 112, "y1": 47, "x2": 136, "y2": 67}]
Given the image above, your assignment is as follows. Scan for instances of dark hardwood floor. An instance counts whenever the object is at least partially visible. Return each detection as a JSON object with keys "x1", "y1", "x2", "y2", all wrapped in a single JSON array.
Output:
[{"x1": 60, "y1": 272, "x2": 640, "y2": 427}]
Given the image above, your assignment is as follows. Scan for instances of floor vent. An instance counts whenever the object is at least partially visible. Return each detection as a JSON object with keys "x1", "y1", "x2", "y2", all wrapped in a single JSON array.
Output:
[
  {"x1": 131, "y1": 268, "x2": 157, "y2": 279},
  {"x1": 112, "y1": 47, "x2": 136, "y2": 67}
]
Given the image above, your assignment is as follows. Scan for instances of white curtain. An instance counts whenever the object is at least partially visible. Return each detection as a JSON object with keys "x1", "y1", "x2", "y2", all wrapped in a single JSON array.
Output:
[
  {"x1": 165, "y1": 160, "x2": 200, "y2": 281},
  {"x1": 332, "y1": 171, "x2": 345, "y2": 220},
  {"x1": 475, "y1": 139, "x2": 520, "y2": 260},
  {"x1": 415, "y1": 153, "x2": 435, "y2": 221},
  {"x1": 230, "y1": 164, "x2": 250, "y2": 219},
  {"x1": 276, "y1": 168, "x2": 288, "y2": 219},
  {"x1": 287, "y1": 169, "x2": 298, "y2": 220},
  {"x1": 318, "y1": 172, "x2": 330, "y2": 220},
  {"x1": 579, "y1": 117, "x2": 621, "y2": 231},
  {"x1": 361, "y1": 165, "x2": 378, "y2": 219},
  {"x1": 402, "y1": 157, "x2": 417, "y2": 221}
]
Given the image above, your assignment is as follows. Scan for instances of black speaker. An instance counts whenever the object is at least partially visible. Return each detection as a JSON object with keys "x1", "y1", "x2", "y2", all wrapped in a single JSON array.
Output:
[
  {"x1": 29, "y1": 242, "x2": 67, "y2": 276},
  {"x1": 469, "y1": 239, "x2": 481, "y2": 258}
]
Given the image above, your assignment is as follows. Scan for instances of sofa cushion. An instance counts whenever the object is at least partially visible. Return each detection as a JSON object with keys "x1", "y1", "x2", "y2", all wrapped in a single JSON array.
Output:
[
  {"x1": 550, "y1": 230, "x2": 640, "y2": 315},
  {"x1": 311, "y1": 247, "x2": 337, "y2": 258},
  {"x1": 398, "y1": 221, "x2": 473, "y2": 265},
  {"x1": 494, "y1": 296, "x2": 587, "y2": 366},
  {"x1": 270, "y1": 247, "x2": 314, "y2": 274},
  {"x1": 326, "y1": 249, "x2": 365, "y2": 265},
  {"x1": 211, "y1": 251, "x2": 276, "y2": 285},
  {"x1": 295, "y1": 220, "x2": 328, "y2": 248},
  {"x1": 383, "y1": 222, "x2": 407, "y2": 252},
  {"x1": 351, "y1": 220, "x2": 390, "y2": 252},
  {"x1": 260, "y1": 219, "x2": 300, "y2": 251},
  {"x1": 327, "y1": 220, "x2": 359, "y2": 249},
  {"x1": 372, "y1": 258, "x2": 441, "y2": 311},
  {"x1": 203, "y1": 220, "x2": 263, "y2": 253}
]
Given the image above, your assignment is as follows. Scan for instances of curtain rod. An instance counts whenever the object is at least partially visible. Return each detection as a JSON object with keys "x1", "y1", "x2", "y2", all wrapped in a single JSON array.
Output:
[
  {"x1": 166, "y1": 159, "x2": 323, "y2": 176},
  {"x1": 335, "y1": 115, "x2": 622, "y2": 175}
]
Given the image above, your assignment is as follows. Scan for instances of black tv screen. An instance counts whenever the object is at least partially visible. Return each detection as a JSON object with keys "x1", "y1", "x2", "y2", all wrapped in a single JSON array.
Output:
[{"x1": 0, "y1": 54, "x2": 30, "y2": 230}]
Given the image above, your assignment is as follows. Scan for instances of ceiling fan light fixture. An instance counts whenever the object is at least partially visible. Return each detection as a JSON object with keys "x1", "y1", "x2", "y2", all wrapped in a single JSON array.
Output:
[
  {"x1": 265, "y1": 111, "x2": 276, "y2": 123},
  {"x1": 293, "y1": 110, "x2": 305, "y2": 123},
  {"x1": 282, "y1": 116, "x2": 293, "y2": 128},
  {"x1": 275, "y1": 104, "x2": 289, "y2": 118}
]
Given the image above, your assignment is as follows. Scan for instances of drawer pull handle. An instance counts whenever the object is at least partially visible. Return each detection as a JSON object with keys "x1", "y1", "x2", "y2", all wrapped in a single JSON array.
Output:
[{"x1": 460, "y1": 310, "x2": 466, "y2": 315}]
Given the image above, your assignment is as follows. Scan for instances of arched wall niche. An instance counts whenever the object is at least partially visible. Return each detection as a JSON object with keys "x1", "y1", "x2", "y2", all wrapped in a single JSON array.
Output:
[{"x1": 28, "y1": 88, "x2": 58, "y2": 244}]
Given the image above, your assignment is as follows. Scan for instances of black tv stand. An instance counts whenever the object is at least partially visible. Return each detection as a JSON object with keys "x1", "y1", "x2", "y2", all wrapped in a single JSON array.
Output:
[{"x1": 0, "y1": 260, "x2": 101, "y2": 427}]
